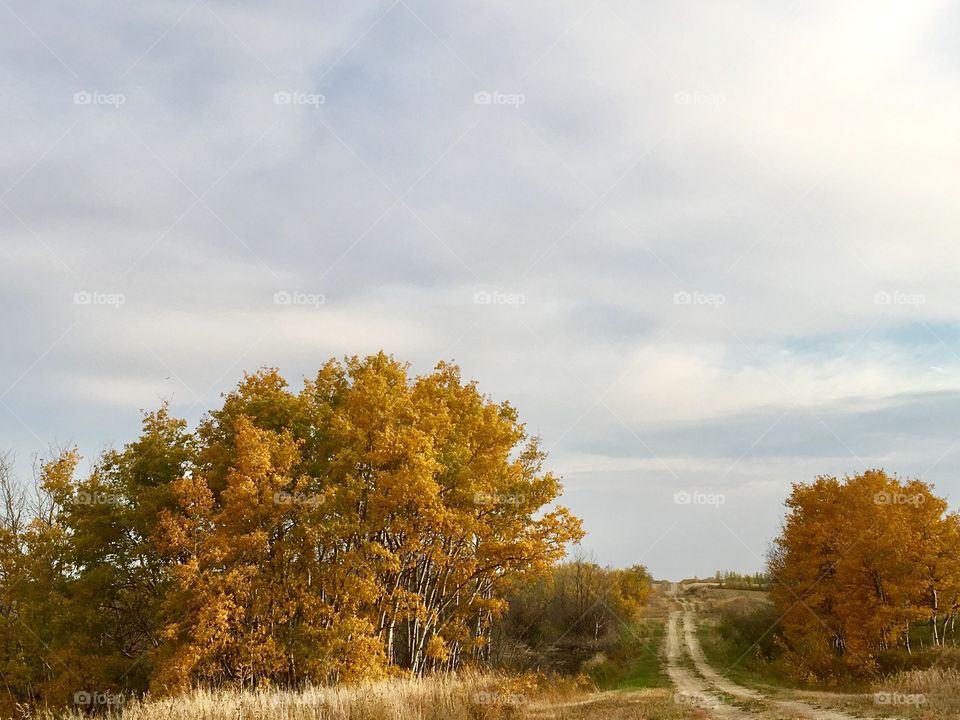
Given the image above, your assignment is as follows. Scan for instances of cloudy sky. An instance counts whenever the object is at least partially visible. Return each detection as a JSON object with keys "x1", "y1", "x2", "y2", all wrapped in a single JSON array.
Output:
[{"x1": 2, "y1": 0, "x2": 959, "y2": 579}]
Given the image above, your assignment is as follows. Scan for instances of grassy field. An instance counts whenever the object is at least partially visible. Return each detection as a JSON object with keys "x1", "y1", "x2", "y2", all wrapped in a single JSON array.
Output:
[
  {"x1": 33, "y1": 674, "x2": 587, "y2": 720},
  {"x1": 588, "y1": 619, "x2": 671, "y2": 689},
  {"x1": 26, "y1": 674, "x2": 710, "y2": 720},
  {"x1": 587, "y1": 581, "x2": 676, "y2": 691},
  {"x1": 523, "y1": 688, "x2": 698, "y2": 720}
]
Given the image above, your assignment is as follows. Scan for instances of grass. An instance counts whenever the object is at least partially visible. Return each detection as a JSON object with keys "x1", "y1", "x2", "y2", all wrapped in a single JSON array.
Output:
[
  {"x1": 31, "y1": 673, "x2": 591, "y2": 720},
  {"x1": 587, "y1": 619, "x2": 671, "y2": 690},
  {"x1": 523, "y1": 688, "x2": 703, "y2": 720},
  {"x1": 27, "y1": 673, "x2": 710, "y2": 720},
  {"x1": 864, "y1": 665, "x2": 960, "y2": 719}
]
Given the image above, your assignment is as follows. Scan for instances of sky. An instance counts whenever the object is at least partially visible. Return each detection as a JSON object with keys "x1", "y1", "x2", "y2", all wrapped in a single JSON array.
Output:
[{"x1": 2, "y1": 0, "x2": 960, "y2": 580}]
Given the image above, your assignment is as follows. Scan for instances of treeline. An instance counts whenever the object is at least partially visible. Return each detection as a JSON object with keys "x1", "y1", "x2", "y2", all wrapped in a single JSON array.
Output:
[
  {"x1": 0, "y1": 354, "x2": 583, "y2": 710},
  {"x1": 712, "y1": 570, "x2": 770, "y2": 590},
  {"x1": 769, "y1": 469, "x2": 960, "y2": 680}
]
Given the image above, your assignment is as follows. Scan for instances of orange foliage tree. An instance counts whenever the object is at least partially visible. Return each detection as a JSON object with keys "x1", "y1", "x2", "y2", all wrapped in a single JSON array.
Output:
[
  {"x1": 0, "y1": 354, "x2": 583, "y2": 706},
  {"x1": 769, "y1": 469, "x2": 960, "y2": 681}
]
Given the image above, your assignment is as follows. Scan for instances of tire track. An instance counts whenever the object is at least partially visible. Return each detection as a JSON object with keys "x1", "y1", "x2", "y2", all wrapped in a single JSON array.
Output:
[{"x1": 665, "y1": 607, "x2": 748, "y2": 718}]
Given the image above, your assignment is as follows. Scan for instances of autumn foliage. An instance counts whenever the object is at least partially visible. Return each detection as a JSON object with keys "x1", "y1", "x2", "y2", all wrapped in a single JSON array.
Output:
[
  {"x1": 0, "y1": 354, "x2": 583, "y2": 709},
  {"x1": 769, "y1": 469, "x2": 960, "y2": 681}
]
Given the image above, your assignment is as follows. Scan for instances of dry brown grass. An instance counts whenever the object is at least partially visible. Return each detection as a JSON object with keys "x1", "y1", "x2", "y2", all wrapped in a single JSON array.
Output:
[
  {"x1": 523, "y1": 688, "x2": 700, "y2": 720},
  {"x1": 32, "y1": 673, "x2": 591, "y2": 720},
  {"x1": 768, "y1": 664, "x2": 960, "y2": 719},
  {"x1": 867, "y1": 665, "x2": 960, "y2": 719},
  {"x1": 881, "y1": 665, "x2": 960, "y2": 695}
]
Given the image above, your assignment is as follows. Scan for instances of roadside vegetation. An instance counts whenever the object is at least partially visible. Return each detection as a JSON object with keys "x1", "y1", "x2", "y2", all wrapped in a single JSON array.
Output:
[
  {"x1": 587, "y1": 619, "x2": 669, "y2": 689},
  {"x1": 688, "y1": 587, "x2": 787, "y2": 688},
  {"x1": 493, "y1": 560, "x2": 655, "y2": 677}
]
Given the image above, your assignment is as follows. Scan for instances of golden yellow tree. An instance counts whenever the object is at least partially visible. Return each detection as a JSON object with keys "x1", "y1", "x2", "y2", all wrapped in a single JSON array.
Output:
[
  {"x1": 151, "y1": 354, "x2": 582, "y2": 689},
  {"x1": 770, "y1": 470, "x2": 960, "y2": 680}
]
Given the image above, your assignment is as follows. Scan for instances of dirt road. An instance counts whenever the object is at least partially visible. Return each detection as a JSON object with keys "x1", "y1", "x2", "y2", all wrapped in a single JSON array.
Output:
[{"x1": 665, "y1": 606, "x2": 746, "y2": 718}]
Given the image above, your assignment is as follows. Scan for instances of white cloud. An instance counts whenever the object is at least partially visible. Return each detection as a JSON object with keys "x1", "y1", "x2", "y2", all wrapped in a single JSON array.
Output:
[{"x1": 2, "y1": 0, "x2": 960, "y2": 575}]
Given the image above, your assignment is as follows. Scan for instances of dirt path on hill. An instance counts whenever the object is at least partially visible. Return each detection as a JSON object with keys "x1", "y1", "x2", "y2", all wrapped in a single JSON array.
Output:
[{"x1": 665, "y1": 606, "x2": 749, "y2": 718}]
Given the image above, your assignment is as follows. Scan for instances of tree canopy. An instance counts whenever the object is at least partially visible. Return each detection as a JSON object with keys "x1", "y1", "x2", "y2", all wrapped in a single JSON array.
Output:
[
  {"x1": 769, "y1": 469, "x2": 960, "y2": 681},
  {"x1": 0, "y1": 354, "x2": 583, "y2": 709}
]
